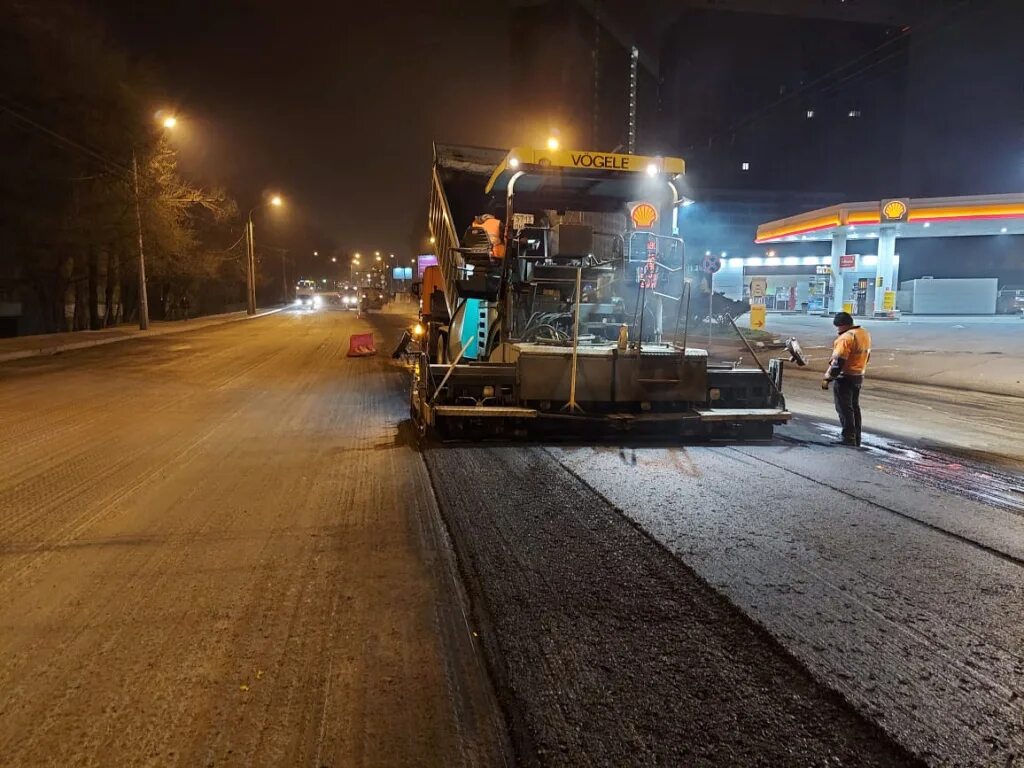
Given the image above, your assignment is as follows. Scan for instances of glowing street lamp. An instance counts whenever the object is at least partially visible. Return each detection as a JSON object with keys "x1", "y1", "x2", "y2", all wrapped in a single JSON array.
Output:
[
  {"x1": 134, "y1": 111, "x2": 181, "y2": 330},
  {"x1": 547, "y1": 136, "x2": 560, "y2": 151},
  {"x1": 245, "y1": 193, "x2": 285, "y2": 314}
]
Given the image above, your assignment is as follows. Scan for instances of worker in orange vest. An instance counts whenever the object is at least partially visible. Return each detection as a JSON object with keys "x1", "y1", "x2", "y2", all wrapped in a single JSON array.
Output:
[
  {"x1": 471, "y1": 214, "x2": 505, "y2": 260},
  {"x1": 822, "y1": 311, "x2": 872, "y2": 446}
]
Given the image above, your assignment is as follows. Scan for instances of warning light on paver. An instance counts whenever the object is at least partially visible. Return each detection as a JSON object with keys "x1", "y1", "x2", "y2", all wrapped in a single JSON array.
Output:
[{"x1": 631, "y1": 203, "x2": 658, "y2": 229}]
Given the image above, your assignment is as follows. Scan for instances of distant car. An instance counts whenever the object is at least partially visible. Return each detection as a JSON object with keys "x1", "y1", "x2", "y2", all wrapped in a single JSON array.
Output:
[
  {"x1": 996, "y1": 286, "x2": 1024, "y2": 315},
  {"x1": 295, "y1": 290, "x2": 315, "y2": 309},
  {"x1": 339, "y1": 287, "x2": 360, "y2": 310}
]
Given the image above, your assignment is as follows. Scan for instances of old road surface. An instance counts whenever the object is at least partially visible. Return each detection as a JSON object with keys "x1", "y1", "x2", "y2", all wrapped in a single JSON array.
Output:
[
  {"x1": 0, "y1": 306, "x2": 509, "y2": 767},
  {"x1": 3, "y1": 306, "x2": 1022, "y2": 767}
]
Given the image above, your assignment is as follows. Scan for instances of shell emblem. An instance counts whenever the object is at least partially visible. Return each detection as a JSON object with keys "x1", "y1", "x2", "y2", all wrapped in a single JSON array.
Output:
[
  {"x1": 631, "y1": 203, "x2": 658, "y2": 229},
  {"x1": 883, "y1": 200, "x2": 908, "y2": 220}
]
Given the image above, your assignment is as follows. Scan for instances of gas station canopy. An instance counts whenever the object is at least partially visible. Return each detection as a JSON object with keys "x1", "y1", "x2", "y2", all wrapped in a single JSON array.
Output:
[{"x1": 756, "y1": 193, "x2": 1024, "y2": 243}]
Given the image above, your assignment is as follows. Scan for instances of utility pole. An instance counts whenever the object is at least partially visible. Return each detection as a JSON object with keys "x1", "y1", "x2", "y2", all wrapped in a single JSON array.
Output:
[
  {"x1": 245, "y1": 215, "x2": 256, "y2": 315},
  {"x1": 131, "y1": 148, "x2": 150, "y2": 330},
  {"x1": 246, "y1": 196, "x2": 282, "y2": 315},
  {"x1": 281, "y1": 250, "x2": 288, "y2": 302}
]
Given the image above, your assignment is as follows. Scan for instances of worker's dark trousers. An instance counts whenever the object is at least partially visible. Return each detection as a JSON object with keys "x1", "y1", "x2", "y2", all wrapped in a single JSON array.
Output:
[{"x1": 833, "y1": 376, "x2": 863, "y2": 444}]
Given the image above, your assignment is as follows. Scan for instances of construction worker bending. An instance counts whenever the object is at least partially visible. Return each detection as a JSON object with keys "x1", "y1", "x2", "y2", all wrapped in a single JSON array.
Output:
[
  {"x1": 822, "y1": 311, "x2": 871, "y2": 446},
  {"x1": 466, "y1": 214, "x2": 505, "y2": 260}
]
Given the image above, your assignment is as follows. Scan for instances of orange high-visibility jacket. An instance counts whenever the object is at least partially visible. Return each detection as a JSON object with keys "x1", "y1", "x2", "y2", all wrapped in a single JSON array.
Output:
[
  {"x1": 476, "y1": 215, "x2": 502, "y2": 246},
  {"x1": 830, "y1": 326, "x2": 872, "y2": 376}
]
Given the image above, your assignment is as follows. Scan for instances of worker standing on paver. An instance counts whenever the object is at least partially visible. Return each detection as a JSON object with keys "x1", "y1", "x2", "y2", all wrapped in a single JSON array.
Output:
[{"x1": 822, "y1": 311, "x2": 872, "y2": 446}]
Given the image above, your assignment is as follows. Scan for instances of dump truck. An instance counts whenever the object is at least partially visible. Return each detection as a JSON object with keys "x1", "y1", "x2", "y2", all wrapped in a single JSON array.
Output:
[{"x1": 412, "y1": 144, "x2": 792, "y2": 439}]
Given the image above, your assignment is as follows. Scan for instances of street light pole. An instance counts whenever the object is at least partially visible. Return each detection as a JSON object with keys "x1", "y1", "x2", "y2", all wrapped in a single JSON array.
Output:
[
  {"x1": 246, "y1": 212, "x2": 256, "y2": 315},
  {"x1": 245, "y1": 196, "x2": 282, "y2": 315},
  {"x1": 281, "y1": 250, "x2": 288, "y2": 302},
  {"x1": 131, "y1": 148, "x2": 150, "y2": 330}
]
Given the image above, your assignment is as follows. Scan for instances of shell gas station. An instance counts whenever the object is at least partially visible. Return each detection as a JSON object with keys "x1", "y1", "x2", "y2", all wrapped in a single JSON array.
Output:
[{"x1": 740, "y1": 193, "x2": 1024, "y2": 316}]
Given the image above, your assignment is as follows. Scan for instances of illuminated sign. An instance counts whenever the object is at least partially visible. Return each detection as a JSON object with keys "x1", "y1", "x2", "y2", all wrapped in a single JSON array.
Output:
[
  {"x1": 816, "y1": 265, "x2": 833, "y2": 275},
  {"x1": 839, "y1": 254, "x2": 856, "y2": 269},
  {"x1": 630, "y1": 202, "x2": 659, "y2": 229},
  {"x1": 880, "y1": 198, "x2": 910, "y2": 223},
  {"x1": 416, "y1": 254, "x2": 438, "y2": 278}
]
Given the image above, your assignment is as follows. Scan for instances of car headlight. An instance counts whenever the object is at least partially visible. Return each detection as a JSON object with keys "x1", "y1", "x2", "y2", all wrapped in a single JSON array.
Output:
[
  {"x1": 293, "y1": 298, "x2": 301, "y2": 305},
  {"x1": 313, "y1": 296, "x2": 323, "y2": 308}
]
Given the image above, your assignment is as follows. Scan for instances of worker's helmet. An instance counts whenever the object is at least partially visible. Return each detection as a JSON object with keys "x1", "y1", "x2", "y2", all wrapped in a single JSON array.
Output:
[{"x1": 832, "y1": 311, "x2": 854, "y2": 327}]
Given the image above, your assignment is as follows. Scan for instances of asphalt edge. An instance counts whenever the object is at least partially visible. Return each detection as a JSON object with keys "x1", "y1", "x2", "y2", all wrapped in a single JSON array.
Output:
[
  {"x1": 411, "y1": 440, "x2": 518, "y2": 768},
  {"x1": 420, "y1": 446, "x2": 540, "y2": 768}
]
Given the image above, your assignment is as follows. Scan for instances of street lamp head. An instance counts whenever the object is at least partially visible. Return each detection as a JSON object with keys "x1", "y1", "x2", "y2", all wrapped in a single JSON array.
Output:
[
  {"x1": 270, "y1": 195, "x2": 283, "y2": 207},
  {"x1": 331, "y1": 256, "x2": 337, "y2": 263},
  {"x1": 375, "y1": 255, "x2": 382, "y2": 262},
  {"x1": 162, "y1": 116, "x2": 178, "y2": 129},
  {"x1": 374, "y1": 250, "x2": 380, "y2": 256},
  {"x1": 313, "y1": 250, "x2": 318, "y2": 256},
  {"x1": 547, "y1": 136, "x2": 560, "y2": 151},
  {"x1": 428, "y1": 235, "x2": 436, "y2": 244}
]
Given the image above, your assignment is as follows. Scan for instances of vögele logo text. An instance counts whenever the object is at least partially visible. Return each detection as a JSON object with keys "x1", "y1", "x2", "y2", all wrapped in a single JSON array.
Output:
[{"x1": 570, "y1": 153, "x2": 631, "y2": 170}]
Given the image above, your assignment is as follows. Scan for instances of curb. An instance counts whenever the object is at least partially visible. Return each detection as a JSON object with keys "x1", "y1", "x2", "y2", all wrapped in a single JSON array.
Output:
[{"x1": 0, "y1": 306, "x2": 286, "y2": 365}]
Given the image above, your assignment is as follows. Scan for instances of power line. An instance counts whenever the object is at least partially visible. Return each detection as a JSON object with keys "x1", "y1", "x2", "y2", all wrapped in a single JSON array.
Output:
[{"x1": 0, "y1": 99, "x2": 133, "y2": 180}]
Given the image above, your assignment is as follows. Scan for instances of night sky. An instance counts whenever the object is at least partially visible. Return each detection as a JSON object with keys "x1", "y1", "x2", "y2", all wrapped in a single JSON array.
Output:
[{"x1": 95, "y1": 1, "x2": 520, "y2": 268}]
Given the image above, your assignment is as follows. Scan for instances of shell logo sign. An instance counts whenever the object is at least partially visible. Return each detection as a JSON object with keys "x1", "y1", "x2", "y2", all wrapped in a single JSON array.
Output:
[
  {"x1": 880, "y1": 198, "x2": 910, "y2": 223},
  {"x1": 631, "y1": 202, "x2": 658, "y2": 229}
]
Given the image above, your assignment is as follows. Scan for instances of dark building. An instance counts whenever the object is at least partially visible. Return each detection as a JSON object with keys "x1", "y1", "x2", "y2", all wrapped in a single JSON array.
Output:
[
  {"x1": 900, "y1": 0, "x2": 1023, "y2": 198},
  {"x1": 508, "y1": 1, "x2": 1023, "y2": 289},
  {"x1": 509, "y1": 0, "x2": 658, "y2": 153},
  {"x1": 656, "y1": 5, "x2": 914, "y2": 260}
]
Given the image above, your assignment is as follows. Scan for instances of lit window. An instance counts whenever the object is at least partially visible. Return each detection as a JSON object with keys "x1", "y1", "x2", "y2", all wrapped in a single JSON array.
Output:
[
  {"x1": 848, "y1": 109, "x2": 862, "y2": 118},
  {"x1": 806, "y1": 109, "x2": 815, "y2": 119},
  {"x1": 741, "y1": 162, "x2": 750, "y2": 171}
]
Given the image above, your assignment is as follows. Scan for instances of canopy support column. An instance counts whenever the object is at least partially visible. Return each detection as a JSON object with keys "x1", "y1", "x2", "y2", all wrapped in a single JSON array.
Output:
[
  {"x1": 830, "y1": 231, "x2": 847, "y2": 313},
  {"x1": 875, "y1": 226, "x2": 898, "y2": 313}
]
